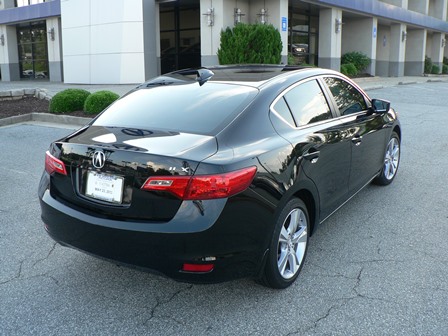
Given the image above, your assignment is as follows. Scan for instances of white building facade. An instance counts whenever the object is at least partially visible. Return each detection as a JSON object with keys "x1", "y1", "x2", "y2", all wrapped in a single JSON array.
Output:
[{"x1": 1, "y1": 0, "x2": 448, "y2": 84}]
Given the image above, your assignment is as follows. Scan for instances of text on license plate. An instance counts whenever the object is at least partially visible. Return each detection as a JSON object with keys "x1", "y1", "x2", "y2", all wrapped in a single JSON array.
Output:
[{"x1": 85, "y1": 171, "x2": 124, "y2": 203}]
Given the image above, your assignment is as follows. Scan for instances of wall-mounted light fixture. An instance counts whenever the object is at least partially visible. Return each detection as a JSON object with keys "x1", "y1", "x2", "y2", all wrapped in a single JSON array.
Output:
[
  {"x1": 47, "y1": 27, "x2": 55, "y2": 41},
  {"x1": 234, "y1": 8, "x2": 245, "y2": 25},
  {"x1": 442, "y1": 38, "x2": 446, "y2": 48},
  {"x1": 0, "y1": 34, "x2": 4, "y2": 46},
  {"x1": 335, "y1": 18, "x2": 343, "y2": 33},
  {"x1": 402, "y1": 30, "x2": 407, "y2": 42},
  {"x1": 203, "y1": 8, "x2": 214, "y2": 27},
  {"x1": 257, "y1": 8, "x2": 268, "y2": 24}
]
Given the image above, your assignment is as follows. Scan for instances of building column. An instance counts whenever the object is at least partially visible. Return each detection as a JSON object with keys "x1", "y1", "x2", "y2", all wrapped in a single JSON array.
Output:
[
  {"x1": 250, "y1": 0, "x2": 289, "y2": 64},
  {"x1": 318, "y1": 8, "x2": 342, "y2": 71},
  {"x1": 143, "y1": 0, "x2": 158, "y2": 80},
  {"x1": 342, "y1": 17, "x2": 378, "y2": 75},
  {"x1": 389, "y1": 23, "x2": 406, "y2": 76},
  {"x1": 46, "y1": 18, "x2": 63, "y2": 82},
  {"x1": 200, "y1": 0, "x2": 236, "y2": 66},
  {"x1": 376, "y1": 25, "x2": 390, "y2": 77},
  {"x1": 404, "y1": 29, "x2": 426, "y2": 75},
  {"x1": 431, "y1": 33, "x2": 445, "y2": 73},
  {"x1": 0, "y1": 25, "x2": 20, "y2": 81}
]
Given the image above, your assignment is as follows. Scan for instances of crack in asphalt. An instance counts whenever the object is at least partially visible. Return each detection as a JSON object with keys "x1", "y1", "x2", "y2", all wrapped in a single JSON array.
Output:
[
  {"x1": 143, "y1": 284, "x2": 194, "y2": 327},
  {"x1": 0, "y1": 260, "x2": 24, "y2": 285},
  {"x1": 283, "y1": 265, "x2": 403, "y2": 335},
  {"x1": 411, "y1": 247, "x2": 448, "y2": 266},
  {"x1": 376, "y1": 239, "x2": 382, "y2": 256},
  {"x1": 1, "y1": 243, "x2": 59, "y2": 286},
  {"x1": 32, "y1": 242, "x2": 58, "y2": 267}
]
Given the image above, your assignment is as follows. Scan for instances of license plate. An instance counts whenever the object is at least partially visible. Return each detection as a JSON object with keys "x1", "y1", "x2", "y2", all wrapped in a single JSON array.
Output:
[{"x1": 85, "y1": 171, "x2": 124, "y2": 203}]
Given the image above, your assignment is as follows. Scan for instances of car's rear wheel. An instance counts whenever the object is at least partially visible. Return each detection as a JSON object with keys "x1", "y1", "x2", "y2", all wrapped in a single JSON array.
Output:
[
  {"x1": 374, "y1": 131, "x2": 400, "y2": 185},
  {"x1": 260, "y1": 198, "x2": 309, "y2": 289}
]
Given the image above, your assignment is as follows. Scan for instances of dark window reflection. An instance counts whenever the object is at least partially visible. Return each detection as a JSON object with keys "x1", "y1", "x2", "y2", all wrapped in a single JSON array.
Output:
[
  {"x1": 284, "y1": 80, "x2": 332, "y2": 126},
  {"x1": 324, "y1": 77, "x2": 367, "y2": 115}
]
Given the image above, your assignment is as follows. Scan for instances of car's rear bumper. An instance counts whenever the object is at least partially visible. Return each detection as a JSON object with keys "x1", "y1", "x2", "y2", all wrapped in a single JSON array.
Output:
[{"x1": 39, "y1": 188, "x2": 274, "y2": 283}]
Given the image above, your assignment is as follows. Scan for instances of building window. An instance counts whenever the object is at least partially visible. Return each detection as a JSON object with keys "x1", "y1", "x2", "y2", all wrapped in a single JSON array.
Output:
[{"x1": 15, "y1": 0, "x2": 47, "y2": 7}]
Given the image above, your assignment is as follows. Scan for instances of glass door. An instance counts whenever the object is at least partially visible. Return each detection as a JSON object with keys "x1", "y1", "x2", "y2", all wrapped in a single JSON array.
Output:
[
  {"x1": 288, "y1": 6, "x2": 319, "y2": 66},
  {"x1": 160, "y1": 1, "x2": 200, "y2": 74},
  {"x1": 17, "y1": 21, "x2": 49, "y2": 80}
]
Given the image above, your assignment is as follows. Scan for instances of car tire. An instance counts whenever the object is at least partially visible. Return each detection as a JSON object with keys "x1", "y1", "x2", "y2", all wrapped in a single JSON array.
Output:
[
  {"x1": 373, "y1": 131, "x2": 400, "y2": 186},
  {"x1": 260, "y1": 198, "x2": 309, "y2": 289}
]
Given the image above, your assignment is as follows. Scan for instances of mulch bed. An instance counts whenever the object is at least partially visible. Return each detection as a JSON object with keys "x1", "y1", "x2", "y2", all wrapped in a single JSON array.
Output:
[{"x1": 0, "y1": 97, "x2": 92, "y2": 119}]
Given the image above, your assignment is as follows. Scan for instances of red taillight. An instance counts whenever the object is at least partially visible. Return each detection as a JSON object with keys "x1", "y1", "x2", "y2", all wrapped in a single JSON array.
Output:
[
  {"x1": 141, "y1": 166, "x2": 257, "y2": 200},
  {"x1": 45, "y1": 151, "x2": 67, "y2": 175},
  {"x1": 182, "y1": 263, "x2": 214, "y2": 273}
]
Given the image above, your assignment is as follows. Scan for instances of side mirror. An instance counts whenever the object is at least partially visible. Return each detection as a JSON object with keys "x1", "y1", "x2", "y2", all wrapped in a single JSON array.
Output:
[{"x1": 371, "y1": 99, "x2": 390, "y2": 114}]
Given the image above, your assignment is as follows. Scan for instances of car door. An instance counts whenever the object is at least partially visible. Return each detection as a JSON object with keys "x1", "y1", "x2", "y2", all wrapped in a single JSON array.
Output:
[
  {"x1": 270, "y1": 78, "x2": 352, "y2": 219},
  {"x1": 322, "y1": 76, "x2": 388, "y2": 194}
]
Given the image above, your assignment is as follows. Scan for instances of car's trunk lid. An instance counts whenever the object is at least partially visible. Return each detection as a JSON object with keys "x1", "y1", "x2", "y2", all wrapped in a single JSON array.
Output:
[{"x1": 49, "y1": 126, "x2": 217, "y2": 222}]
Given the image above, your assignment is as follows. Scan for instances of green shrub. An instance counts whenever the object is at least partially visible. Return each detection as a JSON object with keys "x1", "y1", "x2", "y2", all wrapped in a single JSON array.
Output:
[
  {"x1": 443, "y1": 57, "x2": 448, "y2": 65},
  {"x1": 341, "y1": 51, "x2": 371, "y2": 73},
  {"x1": 443, "y1": 64, "x2": 448, "y2": 74},
  {"x1": 431, "y1": 64, "x2": 440, "y2": 74},
  {"x1": 217, "y1": 23, "x2": 282, "y2": 64},
  {"x1": 288, "y1": 53, "x2": 295, "y2": 65},
  {"x1": 49, "y1": 89, "x2": 91, "y2": 113},
  {"x1": 83, "y1": 90, "x2": 120, "y2": 115},
  {"x1": 340, "y1": 63, "x2": 358, "y2": 77},
  {"x1": 424, "y1": 56, "x2": 433, "y2": 74}
]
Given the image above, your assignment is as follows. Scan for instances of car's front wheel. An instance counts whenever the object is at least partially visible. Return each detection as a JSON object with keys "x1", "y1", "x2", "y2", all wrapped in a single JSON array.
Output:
[
  {"x1": 374, "y1": 131, "x2": 400, "y2": 185},
  {"x1": 260, "y1": 198, "x2": 309, "y2": 289}
]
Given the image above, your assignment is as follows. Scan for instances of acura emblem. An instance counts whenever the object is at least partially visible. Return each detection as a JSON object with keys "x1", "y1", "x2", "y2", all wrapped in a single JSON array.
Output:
[{"x1": 92, "y1": 151, "x2": 106, "y2": 169}]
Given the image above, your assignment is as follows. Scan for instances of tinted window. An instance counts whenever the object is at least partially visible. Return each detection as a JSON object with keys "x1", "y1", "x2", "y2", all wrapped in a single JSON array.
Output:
[
  {"x1": 324, "y1": 77, "x2": 367, "y2": 115},
  {"x1": 283, "y1": 80, "x2": 332, "y2": 126},
  {"x1": 272, "y1": 97, "x2": 295, "y2": 126},
  {"x1": 93, "y1": 83, "x2": 258, "y2": 135}
]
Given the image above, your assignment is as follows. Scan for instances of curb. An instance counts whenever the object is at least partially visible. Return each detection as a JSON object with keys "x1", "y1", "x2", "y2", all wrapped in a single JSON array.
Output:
[
  {"x1": 0, "y1": 88, "x2": 52, "y2": 101},
  {"x1": 362, "y1": 85, "x2": 384, "y2": 91},
  {"x1": 0, "y1": 112, "x2": 92, "y2": 128}
]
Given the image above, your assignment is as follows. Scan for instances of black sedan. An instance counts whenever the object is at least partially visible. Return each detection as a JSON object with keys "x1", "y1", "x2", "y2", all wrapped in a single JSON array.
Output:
[{"x1": 39, "y1": 66, "x2": 401, "y2": 289}]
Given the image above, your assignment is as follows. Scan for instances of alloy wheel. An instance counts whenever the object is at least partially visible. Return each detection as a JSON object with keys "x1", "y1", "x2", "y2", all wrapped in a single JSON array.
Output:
[
  {"x1": 277, "y1": 208, "x2": 308, "y2": 279},
  {"x1": 384, "y1": 137, "x2": 400, "y2": 180}
]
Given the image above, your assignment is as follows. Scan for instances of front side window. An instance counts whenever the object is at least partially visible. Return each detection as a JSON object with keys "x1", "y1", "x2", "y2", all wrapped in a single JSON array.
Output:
[
  {"x1": 283, "y1": 80, "x2": 332, "y2": 127},
  {"x1": 324, "y1": 77, "x2": 367, "y2": 116}
]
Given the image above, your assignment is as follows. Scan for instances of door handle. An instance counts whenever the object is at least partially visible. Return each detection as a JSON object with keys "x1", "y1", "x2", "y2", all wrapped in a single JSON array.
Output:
[
  {"x1": 303, "y1": 149, "x2": 320, "y2": 163},
  {"x1": 351, "y1": 135, "x2": 362, "y2": 146}
]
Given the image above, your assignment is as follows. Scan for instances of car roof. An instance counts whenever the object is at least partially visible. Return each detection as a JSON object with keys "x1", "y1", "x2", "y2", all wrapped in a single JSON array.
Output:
[{"x1": 138, "y1": 65, "x2": 343, "y2": 90}]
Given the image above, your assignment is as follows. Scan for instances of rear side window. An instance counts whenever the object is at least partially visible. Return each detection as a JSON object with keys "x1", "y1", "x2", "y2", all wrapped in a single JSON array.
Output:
[
  {"x1": 93, "y1": 83, "x2": 258, "y2": 135},
  {"x1": 272, "y1": 97, "x2": 296, "y2": 126},
  {"x1": 283, "y1": 79, "x2": 332, "y2": 127},
  {"x1": 324, "y1": 77, "x2": 367, "y2": 115}
]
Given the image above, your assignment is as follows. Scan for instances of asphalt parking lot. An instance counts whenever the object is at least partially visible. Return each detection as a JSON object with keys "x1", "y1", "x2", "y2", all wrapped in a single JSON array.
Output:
[{"x1": 1, "y1": 82, "x2": 447, "y2": 335}]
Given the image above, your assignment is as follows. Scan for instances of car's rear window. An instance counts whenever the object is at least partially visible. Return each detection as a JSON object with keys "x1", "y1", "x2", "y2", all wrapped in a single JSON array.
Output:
[{"x1": 93, "y1": 82, "x2": 258, "y2": 135}]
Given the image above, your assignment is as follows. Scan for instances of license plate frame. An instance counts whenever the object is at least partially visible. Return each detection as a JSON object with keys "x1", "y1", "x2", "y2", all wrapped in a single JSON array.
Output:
[{"x1": 85, "y1": 171, "x2": 124, "y2": 204}]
